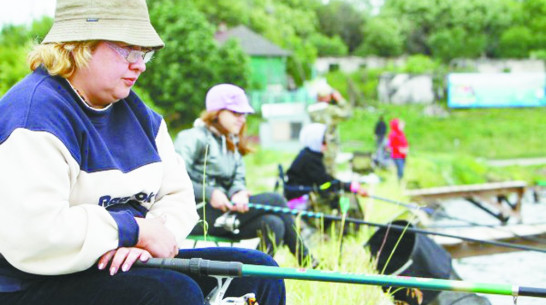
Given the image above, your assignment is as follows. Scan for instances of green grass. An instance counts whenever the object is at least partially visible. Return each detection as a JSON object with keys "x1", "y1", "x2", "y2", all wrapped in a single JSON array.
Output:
[
  {"x1": 274, "y1": 230, "x2": 394, "y2": 305},
  {"x1": 339, "y1": 104, "x2": 546, "y2": 159}
]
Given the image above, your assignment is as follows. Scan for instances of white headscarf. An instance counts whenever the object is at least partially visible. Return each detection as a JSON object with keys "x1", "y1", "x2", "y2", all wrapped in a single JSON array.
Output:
[{"x1": 299, "y1": 123, "x2": 327, "y2": 153}]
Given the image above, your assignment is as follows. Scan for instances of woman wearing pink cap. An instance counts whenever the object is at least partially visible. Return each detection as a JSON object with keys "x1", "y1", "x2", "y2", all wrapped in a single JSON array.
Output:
[{"x1": 174, "y1": 84, "x2": 317, "y2": 268}]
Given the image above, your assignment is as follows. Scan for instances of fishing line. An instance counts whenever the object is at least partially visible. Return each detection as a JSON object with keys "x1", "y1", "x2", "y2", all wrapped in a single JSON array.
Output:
[
  {"x1": 368, "y1": 195, "x2": 546, "y2": 244},
  {"x1": 247, "y1": 203, "x2": 546, "y2": 254}
]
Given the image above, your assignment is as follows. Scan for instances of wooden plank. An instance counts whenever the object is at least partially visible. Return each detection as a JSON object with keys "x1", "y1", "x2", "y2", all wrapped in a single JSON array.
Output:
[
  {"x1": 432, "y1": 224, "x2": 546, "y2": 258},
  {"x1": 442, "y1": 238, "x2": 546, "y2": 258},
  {"x1": 404, "y1": 181, "x2": 527, "y2": 222},
  {"x1": 405, "y1": 181, "x2": 527, "y2": 198}
]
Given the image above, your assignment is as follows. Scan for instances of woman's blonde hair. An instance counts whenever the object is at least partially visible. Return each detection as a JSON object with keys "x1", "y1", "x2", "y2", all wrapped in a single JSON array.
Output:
[
  {"x1": 200, "y1": 110, "x2": 254, "y2": 156},
  {"x1": 28, "y1": 41, "x2": 99, "y2": 78}
]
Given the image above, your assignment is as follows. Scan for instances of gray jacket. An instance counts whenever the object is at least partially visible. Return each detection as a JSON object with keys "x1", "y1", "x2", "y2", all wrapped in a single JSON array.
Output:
[{"x1": 174, "y1": 123, "x2": 246, "y2": 203}]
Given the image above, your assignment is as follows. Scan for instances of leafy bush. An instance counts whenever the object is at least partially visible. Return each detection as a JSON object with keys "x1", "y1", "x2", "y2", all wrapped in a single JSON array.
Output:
[
  {"x1": 309, "y1": 33, "x2": 348, "y2": 56},
  {"x1": 530, "y1": 49, "x2": 546, "y2": 60},
  {"x1": 498, "y1": 26, "x2": 534, "y2": 58},
  {"x1": 428, "y1": 27, "x2": 487, "y2": 62},
  {"x1": 0, "y1": 45, "x2": 29, "y2": 96},
  {"x1": 354, "y1": 17, "x2": 404, "y2": 57},
  {"x1": 402, "y1": 54, "x2": 438, "y2": 74}
]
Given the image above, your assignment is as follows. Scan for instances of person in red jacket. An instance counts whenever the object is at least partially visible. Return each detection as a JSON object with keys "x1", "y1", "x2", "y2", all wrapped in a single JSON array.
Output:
[{"x1": 388, "y1": 118, "x2": 409, "y2": 182}]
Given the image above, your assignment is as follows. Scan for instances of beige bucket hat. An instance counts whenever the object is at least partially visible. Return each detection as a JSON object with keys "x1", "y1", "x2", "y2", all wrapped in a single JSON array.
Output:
[{"x1": 42, "y1": 0, "x2": 164, "y2": 49}]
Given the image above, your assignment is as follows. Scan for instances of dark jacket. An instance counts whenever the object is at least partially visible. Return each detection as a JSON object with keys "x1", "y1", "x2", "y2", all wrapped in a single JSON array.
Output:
[
  {"x1": 285, "y1": 148, "x2": 350, "y2": 200},
  {"x1": 374, "y1": 119, "x2": 387, "y2": 138}
]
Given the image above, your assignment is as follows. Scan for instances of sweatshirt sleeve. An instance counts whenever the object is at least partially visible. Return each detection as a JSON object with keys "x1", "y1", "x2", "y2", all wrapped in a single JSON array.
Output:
[
  {"x1": 146, "y1": 121, "x2": 199, "y2": 246},
  {"x1": 0, "y1": 129, "x2": 120, "y2": 275}
]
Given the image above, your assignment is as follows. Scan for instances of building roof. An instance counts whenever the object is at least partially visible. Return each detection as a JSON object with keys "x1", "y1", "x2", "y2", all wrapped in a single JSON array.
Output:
[{"x1": 215, "y1": 25, "x2": 291, "y2": 57}]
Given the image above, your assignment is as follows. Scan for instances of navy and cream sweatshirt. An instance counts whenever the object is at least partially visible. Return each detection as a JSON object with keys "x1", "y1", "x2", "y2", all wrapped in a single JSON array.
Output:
[{"x1": 0, "y1": 68, "x2": 198, "y2": 292}]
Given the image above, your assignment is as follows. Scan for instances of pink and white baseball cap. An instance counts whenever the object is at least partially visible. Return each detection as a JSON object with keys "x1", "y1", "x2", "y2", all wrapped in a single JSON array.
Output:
[{"x1": 205, "y1": 84, "x2": 254, "y2": 114}]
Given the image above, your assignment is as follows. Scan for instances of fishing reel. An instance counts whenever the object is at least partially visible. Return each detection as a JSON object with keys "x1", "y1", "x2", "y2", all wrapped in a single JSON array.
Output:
[
  {"x1": 205, "y1": 275, "x2": 258, "y2": 305},
  {"x1": 214, "y1": 211, "x2": 240, "y2": 234},
  {"x1": 219, "y1": 293, "x2": 257, "y2": 305}
]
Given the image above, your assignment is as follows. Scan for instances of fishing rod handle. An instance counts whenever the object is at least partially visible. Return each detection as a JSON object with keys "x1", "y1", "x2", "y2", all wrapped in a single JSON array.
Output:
[
  {"x1": 520, "y1": 286, "x2": 546, "y2": 298},
  {"x1": 135, "y1": 258, "x2": 243, "y2": 277}
]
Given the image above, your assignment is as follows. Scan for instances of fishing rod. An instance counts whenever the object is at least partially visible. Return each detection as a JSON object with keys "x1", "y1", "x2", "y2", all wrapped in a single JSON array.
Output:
[
  {"x1": 246, "y1": 203, "x2": 546, "y2": 254},
  {"x1": 135, "y1": 257, "x2": 546, "y2": 299},
  {"x1": 426, "y1": 221, "x2": 546, "y2": 229},
  {"x1": 367, "y1": 194, "x2": 494, "y2": 225},
  {"x1": 367, "y1": 194, "x2": 435, "y2": 214},
  {"x1": 367, "y1": 194, "x2": 501, "y2": 226},
  {"x1": 318, "y1": 181, "x2": 434, "y2": 213}
]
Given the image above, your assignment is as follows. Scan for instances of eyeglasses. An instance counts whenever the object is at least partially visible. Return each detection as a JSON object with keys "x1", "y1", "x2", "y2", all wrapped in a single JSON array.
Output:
[{"x1": 105, "y1": 42, "x2": 155, "y2": 64}]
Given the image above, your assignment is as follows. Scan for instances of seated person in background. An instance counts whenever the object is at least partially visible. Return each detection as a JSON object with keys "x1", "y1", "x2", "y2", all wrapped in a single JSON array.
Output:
[
  {"x1": 174, "y1": 83, "x2": 316, "y2": 267},
  {"x1": 285, "y1": 123, "x2": 368, "y2": 211}
]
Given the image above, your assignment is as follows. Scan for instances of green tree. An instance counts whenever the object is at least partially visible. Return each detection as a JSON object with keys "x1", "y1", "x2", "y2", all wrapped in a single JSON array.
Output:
[
  {"x1": 0, "y1": 45, "x2": 28, "y2": 96},
  {"x1": 214, "y1": 39, "x2": 252, "y2": 86},
  {"x1": 355, "y1": 17, "x2": 404, "y2": 57},
  {"x1": 190, "y1": 0, "x2": 252, "y2": 26},
  {"x1": 309, "y1": 33, "x2": 348, "y2": 56},
  {"x1": 28, "y1": 16, "x2": 54, "y2": 43},
  {"x1": 380, "y1": 0, "x2": 438, "y2": 54},
  {"x1": 521, "y1": 0, "x2": 546, "y2": 51},
  {"x1": 316, "y1": 0, "x2": 365, "y2": 53},
  {"x1": 379, "y1": 0, "x2": 513, "y2": 58},
  {"x1": 0, "y1": 17, "x2": 53, "y2": 96},
  {"x1": 191, "y1": 0, "x2": 321, "y2": 86},
  {"x1": 141, "y1": 0, "x2": 250, "y2": 129},
  {"x1": 428, "y1": 27, "x2": 486, "y2": 61},
  {"x1": 498, "y1": 26, "x2": 534, "y2": 58},
  {"x1": 249, "y1": 0, "x2": 320, "y2": 86},
  {"x1": 0, "y1": 24, "x2": 29, "y2": 46}
]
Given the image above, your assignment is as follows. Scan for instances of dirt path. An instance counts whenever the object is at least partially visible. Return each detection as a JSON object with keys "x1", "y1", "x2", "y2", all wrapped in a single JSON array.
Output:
[{"x1": 487, "y1": 157, "x2": 546, "y2": 167}]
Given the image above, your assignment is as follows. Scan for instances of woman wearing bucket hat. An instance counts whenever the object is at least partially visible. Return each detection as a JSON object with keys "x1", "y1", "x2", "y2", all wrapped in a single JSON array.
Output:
[
  {"x1": 174, "y1": 84, "x2": 317, "y2": 268},
  {"x1": 0, "y1": 1, "x2": 285, "y2": 305}
]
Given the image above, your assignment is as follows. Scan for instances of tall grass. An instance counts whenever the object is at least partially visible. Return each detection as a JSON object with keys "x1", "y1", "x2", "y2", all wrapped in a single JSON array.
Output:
[
  {"x1": 274, "y1": 230, "x2": 394, "y2": 305},
  {"x1": 244, "y1": 143, "x2": 427, "y2": 305}
]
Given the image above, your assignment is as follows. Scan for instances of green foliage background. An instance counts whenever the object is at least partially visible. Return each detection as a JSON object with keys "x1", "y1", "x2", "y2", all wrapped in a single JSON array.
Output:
[
  {"x1": 1, "y1": 1, "x2": 546, "y2": 189},
  {"x1": 3, "y1": 0, "x2": 546, "y2": 125}
]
